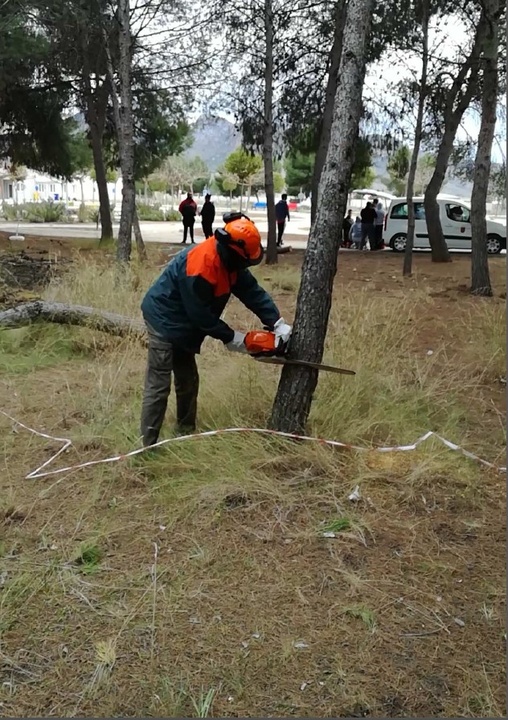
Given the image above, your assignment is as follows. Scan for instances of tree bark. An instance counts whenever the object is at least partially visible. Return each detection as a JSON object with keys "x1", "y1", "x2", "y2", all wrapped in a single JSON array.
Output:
[
  {"x1": 103, "y1": 0, "x2": 136, "y2": 264},
  {"x1": 423, "y1": 12, "x2": 488, "y2": 262},
  {"x1": 310, "y1": 0, "x2": 347, "y2": 224},
  {"x1": 471, "y1": 1, "x2": 499, "y2": 296},
  {"x1": 133, "y1": 206, "x2": 148, "y2": 262},
  {"x1": 403, "y1": 0, "x2": 429, "y2": 277},
  {"x1": 84, "y1": 87, "x2": 113, "y2": 244},
  {"x1": 80, "y1": 25, "x2": 113, "y2": 244},
  {"x1": 263, "y1": 0, "x2": 278, "y2": 265},
  {"x1": 269, "y1": 0, "x2": 373, "y2": 434},
  {"x1": 0, "y1": 301, "x2": 144, "y2": 337}
]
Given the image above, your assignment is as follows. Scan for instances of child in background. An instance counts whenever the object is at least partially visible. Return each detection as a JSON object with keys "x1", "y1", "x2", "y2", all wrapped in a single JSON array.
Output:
[{"x1": 349, "y1": 216, "x2": 363, "y2": 249}]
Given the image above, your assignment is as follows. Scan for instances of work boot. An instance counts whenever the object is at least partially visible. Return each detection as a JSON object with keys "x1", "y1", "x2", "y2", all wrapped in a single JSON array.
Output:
[{"x1": 175, "y1": 424, "x2": 197, "y2": 437}]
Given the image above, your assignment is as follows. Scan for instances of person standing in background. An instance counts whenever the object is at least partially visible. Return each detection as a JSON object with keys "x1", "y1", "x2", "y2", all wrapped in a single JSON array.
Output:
[
  {"x1": 178, "y1": 192, "x2": 198, "y2": 244},
  {"x1": 372, "y1": 198, "x2": 385, "y2": 250},
  {"x1": 349, "y1": 216, "x2": 363, "y2": 249},
  {"x1": 342, "y1": 209, "x2": 354, "y2": 248},
  {"x1": 200, "y1": 193, "x2": 215, "y2": 238},
  {"x1": 360, "y1": 201, "x2": 377, "y2": 250},
  {"x1": 275, "y1": 194, "x2": 290, "y2": 246}
]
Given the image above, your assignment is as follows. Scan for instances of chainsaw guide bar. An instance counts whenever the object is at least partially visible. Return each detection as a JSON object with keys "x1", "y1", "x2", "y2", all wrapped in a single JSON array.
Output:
[{"x1": 254, "y1": 356, "x2": 356, "y2": 376}]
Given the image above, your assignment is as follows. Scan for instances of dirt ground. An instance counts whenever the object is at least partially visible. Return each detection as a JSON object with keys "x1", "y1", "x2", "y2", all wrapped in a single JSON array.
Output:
[{"x1": 0, "y1": 237, "x2": 506, "y2": 717}]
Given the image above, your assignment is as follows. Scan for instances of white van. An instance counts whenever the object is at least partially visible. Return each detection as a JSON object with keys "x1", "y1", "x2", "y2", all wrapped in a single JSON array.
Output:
[{"x1": 384, "y1": 195, "x2": 506, "y2": 254}]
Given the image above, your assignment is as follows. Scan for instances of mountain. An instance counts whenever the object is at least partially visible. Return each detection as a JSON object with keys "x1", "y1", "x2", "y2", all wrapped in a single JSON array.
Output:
[{"x1": 185, "y1": 116, "x2": 241, "y2": 171}]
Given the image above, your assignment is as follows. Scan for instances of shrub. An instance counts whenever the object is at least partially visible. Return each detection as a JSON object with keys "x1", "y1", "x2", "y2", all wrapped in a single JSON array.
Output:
[
  {"x1": 136, "y1": 203, "x2": 165, "y2": 221},
  {"x1": 166, "y1": 209, "x2": 180, "y2": 221},
  {"x1": 77, "y1": 204, "x2": 99, "y2": 223},
  {"x1": 1, "y1": 201, "x2": 67, "y2": 223},
  {"x1": 1, "y1": 203, "x2": 21, "y2": 221}
]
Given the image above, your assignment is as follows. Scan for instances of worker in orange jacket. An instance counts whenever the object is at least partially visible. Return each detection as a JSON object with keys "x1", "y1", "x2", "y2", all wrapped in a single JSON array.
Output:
[{"x1": 140, "y1": 212, "x2": 292, "y2": 446}]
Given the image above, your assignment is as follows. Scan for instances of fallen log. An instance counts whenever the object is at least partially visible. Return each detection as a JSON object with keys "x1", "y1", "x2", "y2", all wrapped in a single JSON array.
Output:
[
  {"x1": 277, "y1": 245, "x2": 292, "y2": 254},
  {"x1": 0, "y1": 301, "x2": 145, "y2": 338}
]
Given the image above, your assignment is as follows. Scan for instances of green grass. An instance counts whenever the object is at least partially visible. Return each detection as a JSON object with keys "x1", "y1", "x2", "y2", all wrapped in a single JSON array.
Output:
[{"x1": 0, "y1": 325, "x2": 86, "y2": 373}]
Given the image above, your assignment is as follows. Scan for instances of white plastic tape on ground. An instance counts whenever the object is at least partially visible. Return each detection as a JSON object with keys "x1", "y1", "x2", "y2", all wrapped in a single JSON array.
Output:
[{"x1": 1, "y1": 410, "x2": 505, "y2": 480}]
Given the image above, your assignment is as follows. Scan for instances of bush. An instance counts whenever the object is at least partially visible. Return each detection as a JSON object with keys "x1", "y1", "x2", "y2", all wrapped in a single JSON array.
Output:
[
  {"x1": 1, "y1": 201, "x2": 66, "y2": 223},
  {"x1": 136, "y1": 203, "x2": 165, "y2": 221},
  {"x1": 77, "y1": 204, "x2": 100, "y2": 223},
  {"x1": 1, "y1": 203, "x2": 20, "y2": 221},
  {"x1": 135, "y1": 204, "x2": 181, "y2": 222}
]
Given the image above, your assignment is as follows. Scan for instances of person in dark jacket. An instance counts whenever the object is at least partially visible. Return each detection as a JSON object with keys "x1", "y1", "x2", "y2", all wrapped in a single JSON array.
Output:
[
  {"x1": 140, "y1": 212, "x2": 291, "y2": 446},
  {"x1": 360, "y1": 201, "x2": 377, "y2": 250},
  {"x1": 199, "y1": 194, "x2": 215, "y2": 238},
  {"x1": 275, "y1": 194, "x2": 290, "y2": 246},
  {"x1": 178, "y1": 192, "x2": 198, "y2": 244}
]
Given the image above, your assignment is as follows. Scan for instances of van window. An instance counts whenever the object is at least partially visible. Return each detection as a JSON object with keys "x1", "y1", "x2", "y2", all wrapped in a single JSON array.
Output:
[
  {"x1": 446, "y1": 204, "x2": 470, "y2": 223},
  {"x1": 391, "y1": 203, "x2": 408, "y2": 218},
  {"x1": 390, "y1": 202, "x2": 426, "y2": 219}
]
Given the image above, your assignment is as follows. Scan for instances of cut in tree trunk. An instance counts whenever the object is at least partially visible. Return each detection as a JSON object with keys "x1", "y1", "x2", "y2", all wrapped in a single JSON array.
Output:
[
  {"x1": 269, "y1": 0, "x2": 373, "y2": 434},
  {"x1": 403, "y1": 0, "x2": 429, "y2": 277},
  {"x1": 471, "y1": 0, "x2": 500, "y2": 296},
  {"x1": 0, "y1": 301, "x2": 144, "y2": 337},
  {"x1": 263, "y1": 0, "x2": 278, "y2": 265},
  {"x1": 133, "y1": 207, "x2": 148, "y2": 262},
  {"x1": 310, "y1": 0, "x2": 346, "y2": 224},
  {"x1": 423, "y1": 12, "x2": 488, "y2": 262}
]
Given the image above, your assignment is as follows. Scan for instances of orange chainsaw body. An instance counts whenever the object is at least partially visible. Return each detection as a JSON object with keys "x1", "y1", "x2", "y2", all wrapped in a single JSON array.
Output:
[{"x1": 244, "y1": 330, "x2": 284, "y2": 356}]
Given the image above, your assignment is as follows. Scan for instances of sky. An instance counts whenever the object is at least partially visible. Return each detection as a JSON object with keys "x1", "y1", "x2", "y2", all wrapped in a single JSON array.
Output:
[{"x1": 153, "y1": 8, "x2": 506, "y2": 164}]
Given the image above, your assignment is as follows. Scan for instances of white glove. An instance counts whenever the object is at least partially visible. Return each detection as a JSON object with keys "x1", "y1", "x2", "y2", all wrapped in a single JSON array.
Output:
[
  {"x1": 273, "y1": 317, "x2": 292, "y2": 344},
  {"x1": 226, "y1": 331, "x2": 247, "y2": 354}
]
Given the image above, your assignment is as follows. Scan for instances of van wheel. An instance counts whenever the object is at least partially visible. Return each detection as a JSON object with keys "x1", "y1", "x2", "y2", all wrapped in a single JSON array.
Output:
[
  {"x1": 486, "y1": 234, "x2": 503, "y2": 254},
  {"x1": 391, "y1": 233, "x2": 407, "y2": 252}
]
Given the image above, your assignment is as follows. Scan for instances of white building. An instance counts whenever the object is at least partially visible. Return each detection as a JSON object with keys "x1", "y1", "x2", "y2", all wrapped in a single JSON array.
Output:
[{"x1": 0, "y1": 164, "x2": 122, "y2": 206}]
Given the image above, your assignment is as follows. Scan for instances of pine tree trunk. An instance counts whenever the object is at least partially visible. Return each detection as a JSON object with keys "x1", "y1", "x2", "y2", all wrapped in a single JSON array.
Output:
[
  {"x1": 263, "y1": 0, "x2": 278, "y2": 265},
  {"x1": 269, "y1": 0, "x2": 373, "y2": 433},
  {"x1": 310, "y1": 1, "x2": 346, "y2": 224},
  {"x1": 403, "y1": 0, "x2": 429, "y2": 277},
  {"x1": 133, "y1": 206, "x2": 148, "y2": 262},
  {"x1": 423, "y1": 12, "x2": 488, "y2": 263},
  {"x1": 86, "y1": 97, "x2": 113, "y2": 243},
  {"x1": 103, "y1": 0, "x2": 135, "y2": 263},
  {"x1": 471, "y1": 1, "x2": 499, "y2": 296},
  {"x1": 116, "y1": 0, "x2": 136, "y2": 263},
  {"x1": 80, "y1": 24, "x2": 113, "y2": 245}
]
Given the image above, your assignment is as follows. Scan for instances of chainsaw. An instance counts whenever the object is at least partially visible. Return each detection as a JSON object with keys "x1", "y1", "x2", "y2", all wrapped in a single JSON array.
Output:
[{"x1": 244, "y1": 330, "x2": 355, "y2": 376}]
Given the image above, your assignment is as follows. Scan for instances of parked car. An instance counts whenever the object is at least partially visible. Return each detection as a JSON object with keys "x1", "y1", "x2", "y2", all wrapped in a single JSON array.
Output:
[{"x1": 384, "y1": 195, "x2": 506, "y2": 254}]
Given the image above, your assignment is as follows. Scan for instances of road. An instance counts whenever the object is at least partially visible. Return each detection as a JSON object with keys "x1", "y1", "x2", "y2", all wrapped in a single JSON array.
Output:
[{"x1": 1, "y1": 212, "x2": 506, "y2": 254}]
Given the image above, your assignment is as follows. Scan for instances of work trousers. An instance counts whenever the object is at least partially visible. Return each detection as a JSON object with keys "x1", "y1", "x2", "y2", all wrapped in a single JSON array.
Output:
[
  {"x1": 182, "y1": 219, "x2": 195, "y2": 243},
  {"x1": 140, "y1": 325, "x2": 199, "y2": 446},
  {"x1": 277, "y1": 221, "x2": 285, "y2": 245},
  {"x1": 201, "y1": 220, "x2": 213, "y2": 238},
  {"x1": 372, "y1": 224, "x2": 383, "y2": 250},
  {"x1": 360, "y1": 223, "x2": 375, "y2": 250}
]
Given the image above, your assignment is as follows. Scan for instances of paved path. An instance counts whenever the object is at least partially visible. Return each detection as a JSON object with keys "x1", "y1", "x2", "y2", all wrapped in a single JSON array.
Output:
[
  {"x1": 1, "y1": 213, "x2": 505, "y2": 255},
  {"x1": 0, "y1": 216, "x2": 312, "y2": 250}
]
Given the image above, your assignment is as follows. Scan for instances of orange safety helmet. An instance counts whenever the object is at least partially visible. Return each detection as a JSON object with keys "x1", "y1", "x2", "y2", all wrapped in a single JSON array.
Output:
[{"x1": 215, "y1": 212, "x2": 264, "y2": 266}]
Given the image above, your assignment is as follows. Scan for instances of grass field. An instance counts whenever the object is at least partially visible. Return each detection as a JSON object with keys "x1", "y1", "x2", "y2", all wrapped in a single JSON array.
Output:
[{"x1": 0, "y1": 243, "x2": 506, "y2": 717}]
